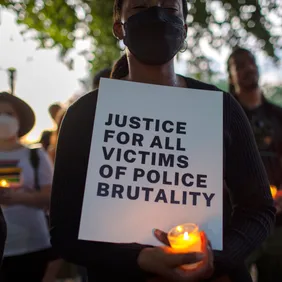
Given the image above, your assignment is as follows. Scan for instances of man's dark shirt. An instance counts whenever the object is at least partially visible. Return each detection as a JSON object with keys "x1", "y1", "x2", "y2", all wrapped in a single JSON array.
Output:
[{"x1": 240, "y1": 98, "x2": 282, "y2": 225}]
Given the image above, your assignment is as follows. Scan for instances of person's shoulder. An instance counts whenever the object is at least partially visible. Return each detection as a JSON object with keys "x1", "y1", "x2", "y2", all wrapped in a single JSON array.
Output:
[
  {"x1": 28, "y1": 145, "x2": 53, "y2": 169},
  {"x1": 18, "y1": 144, "x2": 47, "y2": 165},
  {"x1": 264, "y1": 98, "x2": 282, "y2": 119},
  {"x1": 27, "y1": 144, "x2": 48, "y2": 158},
  {"x1": 62, "y1": 90, "x2": 98, "y2": 135},
  {"x1": 184, "y1": 76, "x2": 222, "y2": 92},
  {"x1": 68, "y1": 89, "x2": 99, "y2": 113},
  {"x1": 184, "y1": 76, "x2": 232, "y2": 104}
]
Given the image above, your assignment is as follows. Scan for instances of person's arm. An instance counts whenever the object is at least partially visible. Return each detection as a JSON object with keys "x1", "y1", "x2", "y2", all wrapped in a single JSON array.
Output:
[
  {"x1": 0, "y1": 185, "x2": 51, "y2": 208},
  {"x1": 16, "y1": 185, "x2": 51, "y2": 208},
  {"x1": 213, "y1": 94, "x2": 276, "y2": 274},
  {"x1": 50, "y1": 92, "x2": 150, "y2": 279}
]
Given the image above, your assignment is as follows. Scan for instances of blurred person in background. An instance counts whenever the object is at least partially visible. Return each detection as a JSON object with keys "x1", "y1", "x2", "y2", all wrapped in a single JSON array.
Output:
[
  {"x1": 44, "y1": 106, "x2": 85, "y2": 282},
  {"x1": 0, "y1": 92, "x2": 53, "y2": 282},
  {"x1": 40, "y1": 103, "x2": 62, "y2": 151},
  {"x1": 48, "y1": 107, "x2": 66, "y2": 163},
  {"x1": 228, "y1": 47, "x2": 282, "y2": 282},
  {"x1": 48, "y1": 103, "x2": 62, "y2": 122},
  {"x1": 92, "y1": 68, "x2": 112, "y2": 89}
]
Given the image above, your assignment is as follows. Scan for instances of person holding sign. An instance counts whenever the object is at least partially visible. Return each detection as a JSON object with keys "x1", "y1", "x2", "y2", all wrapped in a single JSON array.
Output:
[{"x1": 50, "y1": 1, "x2": 275, "y2": 282}]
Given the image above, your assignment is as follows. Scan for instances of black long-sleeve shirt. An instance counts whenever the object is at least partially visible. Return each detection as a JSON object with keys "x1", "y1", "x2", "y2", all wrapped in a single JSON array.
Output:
[
  {"x1": 50, "y1": 77, "x2": 275, "y2": 282},
  {"x1": 241, "y1": 98, "x2": 282, "y2": 188},
  {"x1": 240, "y1": 98, "x2": 282, "y2": 226}
]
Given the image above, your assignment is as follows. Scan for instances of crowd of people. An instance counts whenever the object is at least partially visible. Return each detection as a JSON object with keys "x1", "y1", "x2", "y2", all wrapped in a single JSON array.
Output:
[{"x1": 0, "y1": 0, "x2": 282, "y2": 282}]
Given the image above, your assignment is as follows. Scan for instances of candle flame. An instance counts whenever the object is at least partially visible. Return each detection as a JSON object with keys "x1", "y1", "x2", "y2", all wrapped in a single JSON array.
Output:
[
  {"x1": 0, "y1": 179, "x2": 9, "y2": 188},
  {"x1": 270, "y1": 185, "x2": 277, "y2": 198},
  {"x1": 184, "y1": 232, "x2": 189, "y2": 240}
]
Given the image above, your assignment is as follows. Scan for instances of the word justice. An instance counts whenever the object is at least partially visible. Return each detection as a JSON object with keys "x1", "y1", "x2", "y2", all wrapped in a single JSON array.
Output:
[{"x1": 105, "y1": 114, "x2": 187, "y2": 134}]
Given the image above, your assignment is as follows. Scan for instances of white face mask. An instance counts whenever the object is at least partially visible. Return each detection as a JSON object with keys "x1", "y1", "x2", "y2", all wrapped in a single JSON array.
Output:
[{"x1": 0, "y1": 114, "x2": 19, "y2": 140}]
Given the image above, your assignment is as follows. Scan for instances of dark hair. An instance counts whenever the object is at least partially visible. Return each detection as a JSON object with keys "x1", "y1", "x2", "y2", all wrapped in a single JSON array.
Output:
[
  {"x1": 48, "y1": 103, "x2": 61, "y2": 113},
  {"x1": 93, "y1": 68, "x2": 112, "y2": 89},
  {"x1": 227, "y1": 47, "x2": 256, "y2": 95},
  {"x1": 113, "y1": 0, "x2": 188, "y2": 22},
  {"x1": 111, "y1": 0, "x2": 188, "y2": 79}
]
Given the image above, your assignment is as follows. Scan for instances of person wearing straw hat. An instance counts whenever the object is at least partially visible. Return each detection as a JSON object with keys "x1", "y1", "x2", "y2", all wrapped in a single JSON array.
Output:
[{"x1": 0, "y1": 92, "x2": 54, "y2": 282}]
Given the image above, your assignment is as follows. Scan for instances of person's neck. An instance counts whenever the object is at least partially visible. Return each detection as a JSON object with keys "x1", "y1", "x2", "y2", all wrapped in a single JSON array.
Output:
[
  {"x1": 0, "y1": 138, "x2": 21, "y2": 152},
  {"x1": 126, "y1": 55, "x2": 181, "y2": 87},
  {"x1": 236, "y1": 86, "x2": 262, "y2": 110}
]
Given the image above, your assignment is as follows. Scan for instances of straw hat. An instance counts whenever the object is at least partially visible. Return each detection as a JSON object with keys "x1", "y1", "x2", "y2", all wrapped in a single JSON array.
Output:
[{"x1": 0, "y1": 92, "x2": 35, "y2": 137}]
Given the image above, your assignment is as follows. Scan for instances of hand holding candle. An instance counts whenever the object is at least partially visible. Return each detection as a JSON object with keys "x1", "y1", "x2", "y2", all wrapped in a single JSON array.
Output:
[
  {"x1": 152, "y1": 225, "x2": 214, "y2": 280},
  {"x1": 0, "y1": 179, "x2": 21, "y2": 190},
  {"x1": 167, "y1": 223, "x2": 203, "y2": 270}
]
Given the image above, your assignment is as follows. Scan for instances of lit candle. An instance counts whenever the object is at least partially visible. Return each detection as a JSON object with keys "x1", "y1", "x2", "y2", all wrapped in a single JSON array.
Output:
[
  {"x1": 270, "y1": 185, "x2": 277, "y2": 199},
  {"x1": 168, "y1": 223, "x2": 202, "y2": 270},
  {"x1": 0, "y1": 179, "x2": 10, "y2": 188}
]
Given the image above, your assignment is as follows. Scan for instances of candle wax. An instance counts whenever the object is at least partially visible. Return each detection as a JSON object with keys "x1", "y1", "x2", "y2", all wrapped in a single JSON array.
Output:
[
  {"x1": 169, "y1": 231, "x2": 202, "y2": 270},
  {"x1": 170, "y1": 232, "x2": 202, "y2": 252}
]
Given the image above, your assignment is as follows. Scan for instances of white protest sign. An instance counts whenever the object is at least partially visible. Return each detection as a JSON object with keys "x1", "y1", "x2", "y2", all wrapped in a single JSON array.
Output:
[{"x1": 79, "y1": 78, "x2": 223, "y2": 250}]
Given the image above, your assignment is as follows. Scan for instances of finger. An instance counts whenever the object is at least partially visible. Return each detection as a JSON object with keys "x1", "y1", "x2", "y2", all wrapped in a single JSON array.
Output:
[
  {"x1": 200, "y1": 232, "x2": 214, "y2": 277},
  {"x1": 200, "y1": 231, "x2": 209, "y2": 260},
  {"x1": 154, "y1": 229, "x2": 170, "y2": 246},
  {"x1": 168, "y1": 265, "x2": 210, "y2": 282},
  {"x1": 200, "y1": 232, "x2": 212, "y2": 258},
  {"x1": 200, "y1": 232, "x2": 208, "y2": 250},
  {"x1": 165, "y1": 251, "x2": 205, "y2": 268},
  {"x1": 205, "y1": 245, "x2": 214, "y2": 276}
]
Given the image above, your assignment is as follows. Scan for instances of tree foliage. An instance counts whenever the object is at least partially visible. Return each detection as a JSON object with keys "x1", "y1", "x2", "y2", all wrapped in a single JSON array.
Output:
[
  {"x1": 264, "y1": 84, "x2": 282, "y2": 106},
  {"x1": 1, "y1": 0, "x2": 281, "y2": 74}
]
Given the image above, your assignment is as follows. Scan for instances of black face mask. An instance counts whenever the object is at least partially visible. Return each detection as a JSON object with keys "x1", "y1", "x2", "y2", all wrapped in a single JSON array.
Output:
[{"x1": 123, "y1": 7, "x2": 186, "y2": 65}]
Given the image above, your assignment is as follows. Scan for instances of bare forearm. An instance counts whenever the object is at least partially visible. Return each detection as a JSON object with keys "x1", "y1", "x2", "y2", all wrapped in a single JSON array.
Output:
[{"x1": 21, "y1": 192, "x2": 50, "y2": 209}]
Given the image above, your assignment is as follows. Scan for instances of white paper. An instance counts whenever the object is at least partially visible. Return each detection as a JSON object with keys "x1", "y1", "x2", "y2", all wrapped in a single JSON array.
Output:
[{"x1": 79, "y1": 78, "x2": 223, "y2": 250}]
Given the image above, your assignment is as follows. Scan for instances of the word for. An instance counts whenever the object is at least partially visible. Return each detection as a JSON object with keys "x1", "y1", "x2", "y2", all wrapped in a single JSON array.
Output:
[{"x1": 104, "y1": 130, "x2": 185, "y2": 151}]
